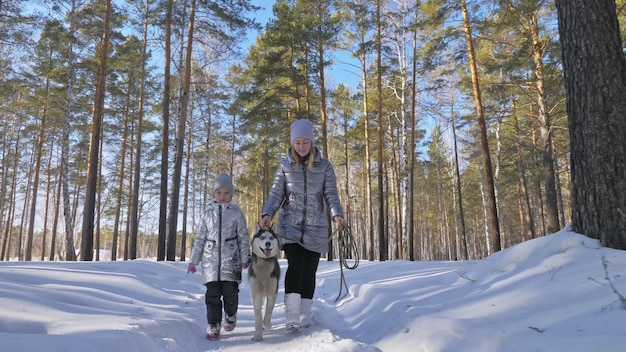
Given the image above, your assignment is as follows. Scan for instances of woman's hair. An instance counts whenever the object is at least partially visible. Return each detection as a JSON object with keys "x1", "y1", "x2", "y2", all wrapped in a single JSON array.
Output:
[{"x1": 291, "y1": 145, "x2": 316, "y2": 170}]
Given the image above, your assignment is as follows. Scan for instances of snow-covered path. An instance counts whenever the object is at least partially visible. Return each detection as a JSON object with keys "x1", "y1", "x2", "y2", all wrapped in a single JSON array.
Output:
[{"x1": 2, "y1": 227, "x2": 626, "y2": 352}]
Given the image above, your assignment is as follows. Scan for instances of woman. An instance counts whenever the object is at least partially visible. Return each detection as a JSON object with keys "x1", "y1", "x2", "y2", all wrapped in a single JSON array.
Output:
[{"x1": 260, "y1": 119, "x2": 345, "y2": 332}]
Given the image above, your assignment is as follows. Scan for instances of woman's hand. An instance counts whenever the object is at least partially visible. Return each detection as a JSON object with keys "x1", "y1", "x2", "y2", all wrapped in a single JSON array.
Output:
[
  {"x1": 333, "y1": 216, "x2": 345, "y2": 231},
  {"x1": 260, "y1": 214, "x2": 272, "y2": 229}
]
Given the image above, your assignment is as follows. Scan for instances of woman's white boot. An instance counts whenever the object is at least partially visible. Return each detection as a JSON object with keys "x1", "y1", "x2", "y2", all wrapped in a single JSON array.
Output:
[
  {"x1": 285, "y1": 293, "x2": 301, "y2": 331},
  {"x1": 300, "y1": 298, "x2": 313, "y2": 328}
]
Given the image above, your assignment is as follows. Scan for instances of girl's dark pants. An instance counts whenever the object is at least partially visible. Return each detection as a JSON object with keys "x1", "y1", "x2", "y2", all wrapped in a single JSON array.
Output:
[
  {"x1": 283, "y1": 243, "x2": 321, "y2": 299},
  {"x1": 204, "y1": 281, "x2": 239, "y2": 325}
]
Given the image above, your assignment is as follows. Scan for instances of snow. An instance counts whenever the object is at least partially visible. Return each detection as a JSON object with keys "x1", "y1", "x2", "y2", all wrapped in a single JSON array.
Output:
[{"x1": 1, "y1": 224, "x2": 626, "y2": 352}]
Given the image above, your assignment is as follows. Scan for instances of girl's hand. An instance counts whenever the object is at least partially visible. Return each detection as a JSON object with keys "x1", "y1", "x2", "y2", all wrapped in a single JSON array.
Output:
[{"x1": 187, "y1": 263, "x2": 196, "y2": 274}]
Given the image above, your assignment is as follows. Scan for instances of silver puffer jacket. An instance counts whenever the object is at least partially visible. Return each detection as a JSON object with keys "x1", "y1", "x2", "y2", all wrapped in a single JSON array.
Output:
[
  {"x1": 261, "y1": 147, "x2": 343, "y2": 253},
  {"x1": 189, "y1": 201, "x2": 250, "y2": 283}
]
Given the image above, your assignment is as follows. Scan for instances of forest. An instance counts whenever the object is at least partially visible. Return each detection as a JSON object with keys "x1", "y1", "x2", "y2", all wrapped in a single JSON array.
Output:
[{"x1": 0, "y1": 0, "x2": 625, "y2": 263}]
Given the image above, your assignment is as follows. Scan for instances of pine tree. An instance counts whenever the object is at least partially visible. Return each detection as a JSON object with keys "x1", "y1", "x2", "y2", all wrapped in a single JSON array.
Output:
[{"x1": 555, "y1": 0, "x2": 626, "y2": 248}]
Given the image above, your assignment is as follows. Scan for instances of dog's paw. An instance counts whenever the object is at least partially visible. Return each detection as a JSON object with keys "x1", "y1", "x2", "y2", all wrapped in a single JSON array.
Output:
[
  {"x1": 252, "y1": 334, "x2": 263, "y2": 342},
  {"x1": 263, "y1": 322, "x2": 272, "y2": 331}
]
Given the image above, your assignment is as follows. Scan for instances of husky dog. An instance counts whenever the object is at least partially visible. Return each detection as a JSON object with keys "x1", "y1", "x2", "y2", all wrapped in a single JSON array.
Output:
[{"x1": 249, "y1": 224, "x2": 281, "y2": 341}]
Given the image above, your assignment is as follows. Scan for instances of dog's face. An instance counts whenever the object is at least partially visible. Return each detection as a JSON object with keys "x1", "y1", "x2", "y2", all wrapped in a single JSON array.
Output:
[{"x1": 251, "y1": 228, "x2": 279, "y2": 259}]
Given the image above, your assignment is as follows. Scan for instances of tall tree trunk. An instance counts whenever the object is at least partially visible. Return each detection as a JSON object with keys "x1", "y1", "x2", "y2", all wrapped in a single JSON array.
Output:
[
  {"x1": 19, "y1": 147, "x2": 35, "y2": 260},
  {"x1": 26, "y1": 77, "x2": 50, "y2": 261},
  {"x1": 41, "y1": 146, "x2": 54, "y2": 260},
  {"x1": 2, "y1": 133, "x2": 20, "y2": 260},
  {"x1": 125, "y1": 131, "x2": 135, "y2": 260},
  {"x1": 451, "y1": 115, "x2": 468, "y2": 260},
  {"x1": 387, "y1": 0, "x2": 412, "y2": 260},
  {"x1": 360, "y1": 54, "x2": 374, "y2": 261},
  {"x1": 553, "y1": 142, "x2": 567, "y2": 225},
  {"x1": 386, "y1": 119, "x2": 400, "y2": 259},
  {"x1": 315, "y1": 3, "x2": 333, "y2": 261},
  {"x1": 528, "y1": 16, "x2": 560, "y2": 234},
  {"x1": 158, "y1": 0, "x2": 173, "y2": 261},
  {"x1": 0, "y1": 124, "x2": 9, "y2": 260},
  {"x1": 81, "y1": 0, "x2": 111, "y2": 261},
  {"x1": 62, "y1": 0, "x2": 78, "y2": 262},
  {"x1": 435, "y1": 142, "x2": 445, "y2": 259},
  {"x1": 478, "y1": 174, "x2": 490, "y2": 255},
  {"x1": 112, "y1": 94, "x2": 131, "y2": 261},
  {"x1": 95, "y1": 122, "x2": 104, "y2": 261},
  {"x1": 408, "y1": 3, "x2": 419, "y2": 261},
  {"x1": 555, "y1": 0, "x2": 626, "y2": 248},
  {"x1": 530, "y1": 130, "x2": 546, "y2": 235},
  {"x1": 459, "y1": 0, "x2": 501, "y2": 253},
  {"x1": 130, "y1": 0, "x2": 151, "y2": 260},
  {"x1": 50, "y1": 157, "x2": 62, "y2": 261},
  {"x1": 342, "y1": 111, "x2": 351, "y2": 247},
  {"x1": 181, "y1": 112, "x2": 193, "y2": 262},
  {"x1": 348, "y1": 0, "x2": 375, "y2": 261},
  {"x1": 262, "y1": 118, "x2": 270, "y2": 208},
  {"x1": 124, "y1": 179, "x2": 132, "y2": 259},
  {"x1": 362, "y1": 75, "x2": 375, "y2": 260},
  {"x1": 512, "y1": 100, "x2": 536, "y2": 240},
  {"x1": 167, "y1": 0, "x2": 196, "y2": 261},
  {"x1": 157, "y1": 0, "x2": 173, "y2": 260},
  {"x1": 3, "y1": 175, "x2": 16, "y2": 260},
  {"x1": 376, "y1": 0, "x2": 387, "y2": 261}
]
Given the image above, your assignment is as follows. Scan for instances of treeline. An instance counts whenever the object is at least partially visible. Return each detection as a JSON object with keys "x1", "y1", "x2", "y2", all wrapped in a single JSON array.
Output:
[
  {"x1": 0, "y1": 0, "x2": 624, "y2": 262},
  {"x1": 1, "y1": 224, "x2": 192, "y2": 261}
]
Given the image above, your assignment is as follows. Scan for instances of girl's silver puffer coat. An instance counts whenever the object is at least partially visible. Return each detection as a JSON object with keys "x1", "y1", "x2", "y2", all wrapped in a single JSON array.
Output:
[
  {"x1": 261, "y1": 147, "x2": 343, "y2": 253},
  {"x1": 189, "y1": 201, "x2": 250, "y2": 283}
]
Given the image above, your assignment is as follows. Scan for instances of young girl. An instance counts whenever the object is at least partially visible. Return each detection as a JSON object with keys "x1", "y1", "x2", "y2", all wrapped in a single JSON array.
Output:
[
  {"x1": 188, "y1": 173, "x2": 250, "y2": 340},
  {"x1": 260, "y1": 119, "x2": 345, "y2": 332}
]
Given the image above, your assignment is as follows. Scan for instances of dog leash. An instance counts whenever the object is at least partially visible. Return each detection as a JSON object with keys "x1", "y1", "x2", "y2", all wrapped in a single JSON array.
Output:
[
  {"x1": 333, "y1": 223, "x2": 359, "y2": 302},
  {"x1": 269, "y1": 223, "x2": 360, "y2": 302}
]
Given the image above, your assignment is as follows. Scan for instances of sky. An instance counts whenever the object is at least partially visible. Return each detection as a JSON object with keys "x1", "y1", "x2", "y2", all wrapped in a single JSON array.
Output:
[
  {"x1": 247, "y1": 0, "x2": 361, "y2": 90},
  {"x1": 1, "y1": 223, "x2": 626, "y2": 352}
]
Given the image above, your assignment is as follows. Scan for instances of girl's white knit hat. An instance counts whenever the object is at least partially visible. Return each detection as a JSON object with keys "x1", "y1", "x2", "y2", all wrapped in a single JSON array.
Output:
[
  {"x1": 212, "y1": 173, "x2": 234, "y2": 196},
  {"x1": 290, "y1": 119, "x2": 315, "y2": 145}
]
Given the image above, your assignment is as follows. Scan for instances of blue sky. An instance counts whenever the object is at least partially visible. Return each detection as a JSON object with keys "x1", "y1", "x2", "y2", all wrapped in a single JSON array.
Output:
[{"x1": 246, "y1": 0, "x2": 361, "y2": 90}]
